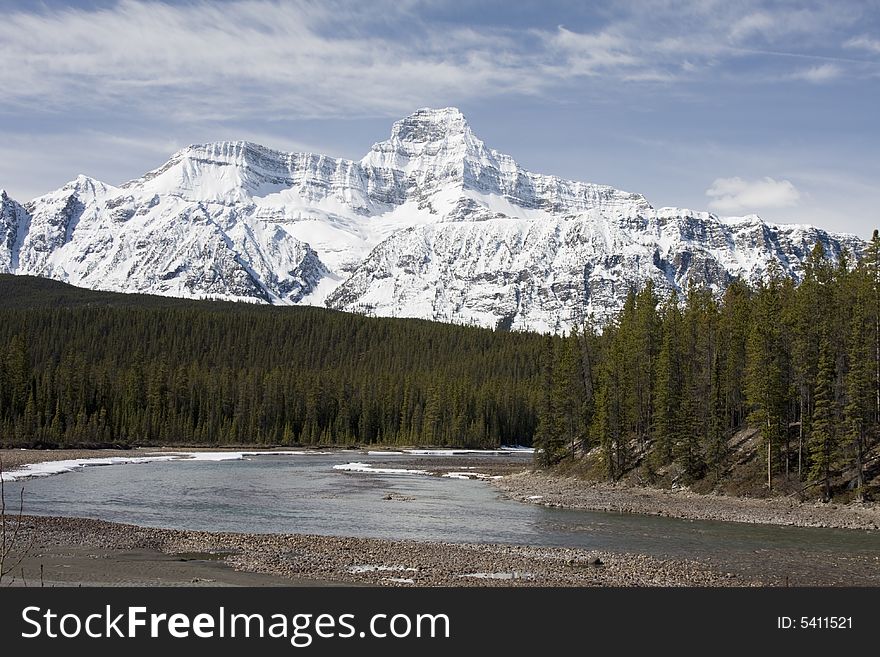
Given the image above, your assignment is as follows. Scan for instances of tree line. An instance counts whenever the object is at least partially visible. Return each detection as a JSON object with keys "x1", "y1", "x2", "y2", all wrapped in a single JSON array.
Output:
[{"x1": 535, "y1": 235, "x2": 880, "y2": 500}]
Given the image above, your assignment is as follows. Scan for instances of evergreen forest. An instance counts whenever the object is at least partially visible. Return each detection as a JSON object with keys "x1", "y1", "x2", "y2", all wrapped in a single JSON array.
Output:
[
  {"x1": 535, "y1": 238, "x2": 880, "y2": 500},
  {"x1": 0, "y1": 274, "x2": 543, "y2": 449},
  {"x1": 2, "y1": 234, "x2": 879, "y2": 500}
]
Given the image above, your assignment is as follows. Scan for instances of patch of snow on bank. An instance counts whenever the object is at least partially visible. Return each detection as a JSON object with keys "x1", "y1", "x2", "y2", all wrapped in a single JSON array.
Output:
[
  {"x1": 333, "y1": 462, "x2": 430, "y2": 475},
  {"x1": 348, "y1": 565, "x2": 418, "y2": 574},
  {"x1": 404, "y1": 447, "x2": 533, "y2": 456},
  {"x1": 461, "y1": 572, "x2": 534, "y2": 580},
  {"x1": 178, "y1": 450, "x2": 322, "y2": 461},
  {"x1": 0, "y1": 450, "x2": 326, "y2": 481},
  {"x1": 0, "y1": 455, "x2": 180, "y2": 482},
  {"x1": 441, "y1": 472, "x2": 501, "y2": 481}
]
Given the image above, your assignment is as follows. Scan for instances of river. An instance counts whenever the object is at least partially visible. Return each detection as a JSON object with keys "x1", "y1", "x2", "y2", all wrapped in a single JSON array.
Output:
[{"x1": 5, "y1": 451, "x2": 878, "y2": 585}]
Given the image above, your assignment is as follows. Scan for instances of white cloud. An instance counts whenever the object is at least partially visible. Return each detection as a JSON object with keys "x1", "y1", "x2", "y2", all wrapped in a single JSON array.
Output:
[
  {"x1": 727, "y1": 5, "x2": 858, "y2": 44},
  {"x1": 791, "y1": 63, "x2": 842, "y2": 82},
  {"x1": 548, "y1": 27, "x2": 640, "y2": 75},
  {"x1": 844, "y1": 35, "x2": 880, "y2": 53},
  {"x1": 729, "y1": 12, "x2": 777, "y2": 41},
  {"x1": 0, "y1": 0, "x2": 551, "y2": 119},
  {"x1": 706, "y1": 177, "x2": 801, "y2": 214},
  {"x1": 0, "y1": 0, "x2": 871, "y2": 123}
]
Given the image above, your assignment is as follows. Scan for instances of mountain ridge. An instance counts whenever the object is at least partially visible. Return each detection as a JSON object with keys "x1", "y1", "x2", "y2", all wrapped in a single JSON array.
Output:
[{"x1": 0, "y1": 107, "x2": 863, "y2": 332}]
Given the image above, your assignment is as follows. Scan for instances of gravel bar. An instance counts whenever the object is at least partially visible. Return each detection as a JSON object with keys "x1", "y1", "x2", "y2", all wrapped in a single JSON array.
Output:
[
  {"x1": 6, "y1": 515, "x2": 753, "y2": 587},
  {"x1": 494, "y1": 471, "x2": 880, "y2": 531}
]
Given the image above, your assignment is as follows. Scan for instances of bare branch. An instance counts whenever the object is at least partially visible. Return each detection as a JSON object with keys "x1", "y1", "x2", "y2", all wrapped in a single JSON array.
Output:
[{"x1": 0, "y1": 454, "x2": 35, "y2": 585}]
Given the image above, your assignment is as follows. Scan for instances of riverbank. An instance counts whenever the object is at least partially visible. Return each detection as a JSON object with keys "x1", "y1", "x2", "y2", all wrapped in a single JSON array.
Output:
[
  {"x1": 0, "y1": 447, "x2": 339, "y2": 473},
  {"x1": 494, "y1": 470, "x2": 880, "y2": 531},
  {"x1": 0, "y1": 448, "x2": 148, "y2": 471},
  {"x1": 4, "y1": 515, "x2": 750, "y2": 587},
  {"x1": 3, "y1": 449, "x2": 879, "y2": 586}
]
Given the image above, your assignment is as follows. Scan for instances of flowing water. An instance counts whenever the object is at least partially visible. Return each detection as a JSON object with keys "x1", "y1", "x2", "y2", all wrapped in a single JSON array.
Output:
[{"x1": 6, "y1": 452, "x2": 878, "y2": 584}]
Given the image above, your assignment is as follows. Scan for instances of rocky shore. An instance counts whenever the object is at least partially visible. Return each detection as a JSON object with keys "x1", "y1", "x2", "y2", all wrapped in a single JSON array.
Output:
[
  {"x1": 494, "y1": 471, "x2": 880, "y2": 531},
  {"x1": 6, "y1": 515, "x2": 750, "y2": 587}
]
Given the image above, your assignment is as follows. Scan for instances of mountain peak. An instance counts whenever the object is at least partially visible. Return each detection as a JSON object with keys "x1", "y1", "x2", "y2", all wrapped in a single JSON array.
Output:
[
  {"x1": 63, "y1": 174, "x2": 110, "y2": 198},
  {"x1": 362, "y1": 107, "x2": 487, "y2": 171},
  {"x1": 390, "y1": 107, "x2": 472, "y2": 143},
  {"x1": 175, "y1": 140, "x2": 282, "y2": 162}
]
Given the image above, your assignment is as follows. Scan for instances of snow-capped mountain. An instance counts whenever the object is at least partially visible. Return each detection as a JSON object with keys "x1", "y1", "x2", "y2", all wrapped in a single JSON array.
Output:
[{"x1": 0, "y1": 108, "x2": 864, "y2": 331}]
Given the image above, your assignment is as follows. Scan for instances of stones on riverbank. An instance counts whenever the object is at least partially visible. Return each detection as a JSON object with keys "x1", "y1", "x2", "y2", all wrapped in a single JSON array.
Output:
[
  {"x1": 17, "y1": 515, "x2": 749, "y2": 587},
  {"x1": 494, "y1": 471, "x2": 880, "y2": 531}
]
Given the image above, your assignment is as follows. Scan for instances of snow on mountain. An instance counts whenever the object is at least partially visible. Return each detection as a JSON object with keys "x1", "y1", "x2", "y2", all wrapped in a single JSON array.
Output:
[
  {"x1": 0, "y1": 190, "x2": 30, "y2": 273},
  {"x1": 0, "y1": 108, "x2": 865, "y2": 331},
  {"x1": 328, "y1": 207, "x2": 860, "y2": 331}
]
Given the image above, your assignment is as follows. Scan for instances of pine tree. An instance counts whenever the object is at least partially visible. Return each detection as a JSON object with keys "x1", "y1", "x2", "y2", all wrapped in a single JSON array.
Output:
[
  {"x1": 866, "y1": 229, "x2": 880, "y2": 424},
  {"x1": 809, "y1": 341, "x2": 839, "y2": 501},
  {"x1": 705, "y1": 346, "x2": 728, "y2": 477},
  {"x1": 633, "y1": 281, "x2": 660, "y2": 451},
  {"x1": 534, "y1": 335, "x2": 558, "y2": 466},
  {"x1": 573, "y1": 321, "x2": 598, "y2": 454},
  {"x1": 718, "y1": 280, "x2": 750, "y2": 432},
  {"x1": 745, "y1": 267, "x2": 789, "y2": 491},
  {"x1": 593, "y1": 359, "x2": 621, "y2": 480},
  {"x1": 843, "y1": 284, "x2": 871, "y2": 499},
  {"x1": 550, "y1": 332, "x2": 586, "y2": 460},
  {"x1": 789, "y1": 244, "x2": 824, "y2": 480},
  {"x1": 4, "y1": 334, "x2": 28, "y2": 416},
  {"x1": 653, "y1": 292, "x2": 682, "y2": 466}
]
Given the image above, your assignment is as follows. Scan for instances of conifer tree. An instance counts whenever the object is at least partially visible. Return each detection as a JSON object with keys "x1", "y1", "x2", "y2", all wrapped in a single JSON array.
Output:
[
  {"x1": 593, "y1": 359, "x2": 621, "y2": 479},
  {"x1": 633, "y1": 280, "x2": 660, "y2": 450},
  {"x1": 745, "y1": 266, "x2": 789, "y2": 491},
  {"x1": 718, "y1": 280, "x2": 750, "y2": 432},
  {"x1": 809, "y1": 341, "x2": 839, "y2": 501},
  {"x1": 550, "y1": 332, "x2": 586, "y2": 459},
  {"x1": 866, "y1": 229, "x2": 880, "y2": 423},
  {"x1": 653, "y1": 292, "x2": 682, "y2": 466},
  {"x1": 534, "y1": 335, "x2": 559, "y2": 466},
  {"x1": 789, "y1": 243, "x2": 825, "y2": 479},
  {"x1": 844, "y1": 286, "x2": 871, "y2": 499}
]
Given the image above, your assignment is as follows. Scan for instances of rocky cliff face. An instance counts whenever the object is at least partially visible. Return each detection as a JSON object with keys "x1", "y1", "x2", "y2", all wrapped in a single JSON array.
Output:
[{"x1": 0, "y1": 108, "x2": 864, "y2": 331}]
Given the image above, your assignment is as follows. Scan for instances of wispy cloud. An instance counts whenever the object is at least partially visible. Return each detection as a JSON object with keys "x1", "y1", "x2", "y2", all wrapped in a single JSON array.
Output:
[
  {"x1": 791, "y1": 63, "x2": 842, "y2": 83},
  {"x1": 706, "y1": 177, "x2": 801, "y2": 214},
  {"x1": 0, "y1": 0, "x2": 546, "y2": 119},
  {"x1": 729, "y1": 12, "x2": 778, "y2": 42},
  {"x1": 547, "y1": 28, "x2": 640, "y2": 75},
  {"x1": 844, "y1": 35, "x2": 880, "y2": 53},
  {"x1": 0, "y1": 0, "x2": 872, "y2": 123}
]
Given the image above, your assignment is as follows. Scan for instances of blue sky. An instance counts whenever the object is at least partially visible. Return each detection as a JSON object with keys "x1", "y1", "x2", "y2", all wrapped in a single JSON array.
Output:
[{"x1": 0, "y1": 0, "x2": 878, "y2": 236}]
